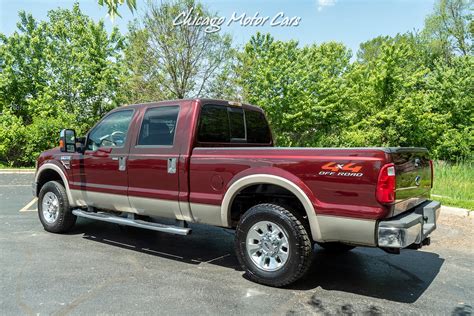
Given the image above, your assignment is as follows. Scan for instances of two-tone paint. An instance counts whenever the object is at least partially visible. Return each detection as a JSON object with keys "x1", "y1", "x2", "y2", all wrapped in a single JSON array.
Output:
[{"x1": 34, "y1": 99, "x2": 433, "y2": 246}]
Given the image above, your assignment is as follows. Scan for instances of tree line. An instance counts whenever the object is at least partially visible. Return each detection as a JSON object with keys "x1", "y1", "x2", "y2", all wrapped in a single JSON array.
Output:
[{"x1": 0, "y1": 0, "x2": 472, "y2": 166}]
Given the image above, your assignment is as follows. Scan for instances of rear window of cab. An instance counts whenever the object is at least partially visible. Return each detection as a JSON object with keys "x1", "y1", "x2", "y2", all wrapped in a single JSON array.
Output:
[{"x1": 197, "y1": 104, "x2": 271, "y2": 145}]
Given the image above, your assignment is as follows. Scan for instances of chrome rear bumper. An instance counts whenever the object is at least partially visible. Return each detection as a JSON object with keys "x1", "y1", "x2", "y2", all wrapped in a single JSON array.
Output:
[{"x1": 377, "y1": 200, "x2": 441, "y2": 248}]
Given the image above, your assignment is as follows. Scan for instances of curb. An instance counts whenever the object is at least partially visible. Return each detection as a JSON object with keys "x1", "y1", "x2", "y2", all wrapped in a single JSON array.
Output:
[
  {"x1": 0, "y1": 169, "x2": 35, "y2": 174},
  {"x1": 441, "y1": 206, "x2": 471, "y2": 217}
]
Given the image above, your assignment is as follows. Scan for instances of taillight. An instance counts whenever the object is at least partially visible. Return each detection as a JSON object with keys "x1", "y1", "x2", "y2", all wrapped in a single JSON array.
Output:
[
  {"x1": 376, "y1": 163, "x2": 396, "y2": 204},
  {"x1": 429, "y1": 159, "x2": 434, "y2": 188}
]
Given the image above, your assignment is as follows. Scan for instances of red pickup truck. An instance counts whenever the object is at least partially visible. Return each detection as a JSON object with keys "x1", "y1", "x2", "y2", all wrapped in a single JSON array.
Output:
[{"x1": 34, "y1": 99, "x2": 440, "y2": 286}]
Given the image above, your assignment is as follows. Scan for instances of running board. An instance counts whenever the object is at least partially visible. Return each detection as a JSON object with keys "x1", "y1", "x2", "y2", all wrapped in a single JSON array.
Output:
[{"x1": 72, "y1": 209, "x2": 191, "y2": 235}]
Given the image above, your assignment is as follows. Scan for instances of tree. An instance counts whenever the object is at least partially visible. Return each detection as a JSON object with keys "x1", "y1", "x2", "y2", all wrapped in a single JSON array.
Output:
[
  {"x1": 237, "y1": 33, "x2": 351, "y2": 146},
  {"x1": 97, "y1": 0, "x2": 137, "y2": 19},
  {"x1": 344, "y1": 34, "x2": 473, "y2": 160},
  {"x1": 423, "y1": 0, "x2": 473, "y2": 57},
  {"x1": 0, "y1": 4, "x2": 126, "y2": 166},
  {"x1": 122, "y1": 0, "x2": 233, "y2": 102}
]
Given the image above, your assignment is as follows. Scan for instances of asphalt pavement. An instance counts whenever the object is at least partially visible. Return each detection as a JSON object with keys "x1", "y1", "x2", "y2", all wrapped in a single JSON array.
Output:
[{"x1": 0, "y1": 173, "x2": 472, "y2": 315}]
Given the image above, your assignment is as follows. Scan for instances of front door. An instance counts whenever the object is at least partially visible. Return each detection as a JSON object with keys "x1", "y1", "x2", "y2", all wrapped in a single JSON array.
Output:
[{"x1": 70, "y1": 109, "x2": 135, "y2": 212}]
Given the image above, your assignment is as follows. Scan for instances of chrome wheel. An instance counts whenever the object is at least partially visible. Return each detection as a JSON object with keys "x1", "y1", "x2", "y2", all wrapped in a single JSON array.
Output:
[
  {"x1": 246, "y1": 221, "x2": 290, "y2": 271},
  {"x1": 42, "y1": 192, "x2": 59, "y2": 224}
]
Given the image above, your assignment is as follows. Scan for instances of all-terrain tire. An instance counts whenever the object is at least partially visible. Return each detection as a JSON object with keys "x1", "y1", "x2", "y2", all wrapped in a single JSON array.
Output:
[
  {"x1": 235, "y1": 203, "x2": 313, "y2": 287},
  {"x1": 38, "y1": 181, "x2": 76, "y2": 233}
]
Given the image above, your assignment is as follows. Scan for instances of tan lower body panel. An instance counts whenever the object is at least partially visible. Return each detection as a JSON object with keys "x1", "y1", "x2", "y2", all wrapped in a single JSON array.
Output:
[
  {"x1": 316, "y1": 215, "x2": 376, "y2": 246},
  {"x1": 129, "y1": 195, "x2": 182, "y2": 219},
  {"x1": 189, "y1": 203, "x2": 223, "y2": 226},
  {"x1": 70, "y1": 189, "x2": 135, "y2": 213},
  {"x1": 71, "y1": 189, "x2": 375, "y2": 245},
  {"x1": 70, "y1": 190, "x2": 182, "y2": 219}
]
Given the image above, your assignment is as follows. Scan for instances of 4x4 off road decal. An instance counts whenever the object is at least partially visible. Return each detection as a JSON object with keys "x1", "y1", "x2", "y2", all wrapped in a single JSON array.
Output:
[{"x1": 319, "y1": 162, "x2": 364, "y2": 177}]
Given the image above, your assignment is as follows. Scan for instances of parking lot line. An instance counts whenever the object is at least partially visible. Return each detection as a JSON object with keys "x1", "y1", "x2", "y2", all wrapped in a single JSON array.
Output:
[
  {"x1": 19, "y1": 198, "x2": 37, "y2": 212},
  {"x1": 0, "y1": 184, "x2": 31, "y2": 187}
]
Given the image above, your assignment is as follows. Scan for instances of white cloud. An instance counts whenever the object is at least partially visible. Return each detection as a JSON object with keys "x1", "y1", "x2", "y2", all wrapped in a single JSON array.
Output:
[{"x1": 317, "y1": 0, "x2": 337, "y2": 11}]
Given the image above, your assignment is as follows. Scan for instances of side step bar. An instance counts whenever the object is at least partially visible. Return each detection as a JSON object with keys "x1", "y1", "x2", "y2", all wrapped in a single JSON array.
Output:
[{"x1": 72, "y1": 209, "x2": 191, "y2": 236}]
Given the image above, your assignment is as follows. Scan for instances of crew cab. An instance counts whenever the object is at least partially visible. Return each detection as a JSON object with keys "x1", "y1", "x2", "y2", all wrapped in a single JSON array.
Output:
[{"x1": 33, "y1": 99, "x2": 441, "y2": 286}]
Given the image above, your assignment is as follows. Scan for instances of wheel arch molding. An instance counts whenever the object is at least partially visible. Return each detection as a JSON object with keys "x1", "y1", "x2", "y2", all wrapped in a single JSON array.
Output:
[
  {"x1": 35, "y1": 162, "x2": 75, "y2": 206},
  {"x1": 221, "y1": 167, "x2": 322, "y2": 241}
]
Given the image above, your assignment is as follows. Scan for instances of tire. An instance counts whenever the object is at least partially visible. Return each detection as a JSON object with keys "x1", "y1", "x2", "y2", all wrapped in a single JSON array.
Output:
[
  {"x1": 235, "y1": 203, "x2": 313, "y2": 287},
  {"x1": 38, "y1": 181, "x2": 76, "y2": 233},
  {"x1": 317, "y1": 242, "x2": 355, "y2": 253}
]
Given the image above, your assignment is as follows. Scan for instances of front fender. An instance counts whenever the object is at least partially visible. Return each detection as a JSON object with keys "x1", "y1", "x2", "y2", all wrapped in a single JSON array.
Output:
[{"x1": 35, "y1": 161, "x2": 76, "y2": 207}]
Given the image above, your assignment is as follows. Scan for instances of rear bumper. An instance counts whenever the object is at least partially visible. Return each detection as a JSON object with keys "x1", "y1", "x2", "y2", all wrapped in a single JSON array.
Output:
[{"x1": 377, "y1": 200, "x2": 441, "y2": 248}]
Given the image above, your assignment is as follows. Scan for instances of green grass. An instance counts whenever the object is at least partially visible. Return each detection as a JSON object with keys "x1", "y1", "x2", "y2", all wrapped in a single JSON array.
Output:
[{"x1": 432, "y1": 161, "x2": 474, "y2": 211}]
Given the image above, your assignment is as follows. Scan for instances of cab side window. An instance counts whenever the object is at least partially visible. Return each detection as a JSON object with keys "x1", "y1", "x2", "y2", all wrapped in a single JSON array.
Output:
[
  {"x1": 87, "y1": 110, "x2": 134, "y2": 151},
  {"x1": 197, "y1": 104, "x2": 271, "y2": 145},
  {"x1": 198, "y1": 105, "x2": 230, "y2": 143},
  {"x1": 138, "y1": 106, "x2": 179, "y2": 146}
]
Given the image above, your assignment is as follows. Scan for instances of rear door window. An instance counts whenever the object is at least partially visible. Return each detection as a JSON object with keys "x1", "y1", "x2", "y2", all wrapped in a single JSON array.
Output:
[{"x1": 138, "y1": 106, "x2": 179, "y2": 146}]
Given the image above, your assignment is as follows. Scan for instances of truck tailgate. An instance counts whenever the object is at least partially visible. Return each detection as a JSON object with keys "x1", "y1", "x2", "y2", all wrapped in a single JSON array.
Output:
[{"x1": 390, "y1": 148, "x2": 432, "y2": 216}]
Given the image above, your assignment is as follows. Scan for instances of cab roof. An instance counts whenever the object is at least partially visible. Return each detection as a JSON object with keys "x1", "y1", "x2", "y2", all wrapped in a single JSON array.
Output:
[{"x1": 119, "y1": 98, "x2": 264, "y2": 113}]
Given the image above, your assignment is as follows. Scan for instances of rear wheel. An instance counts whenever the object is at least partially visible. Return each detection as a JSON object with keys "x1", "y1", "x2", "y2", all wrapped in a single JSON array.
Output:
[
  {"x1": 235, "y1": 203, "x2": 313, "y2": 287},
  {"x1": 317, "y1": 242, "x2": 355, "y2": 253},
  {"x1": 38, "y1": 181, "x2": 76, "y2": 233}
]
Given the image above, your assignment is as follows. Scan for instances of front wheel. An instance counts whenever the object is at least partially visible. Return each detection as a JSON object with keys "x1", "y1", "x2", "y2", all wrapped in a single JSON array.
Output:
[
  {"x1": 234, "y1": 203, "x2": 313, "y2": 287},
  {"x1": 38, "y1": 181, "x2": 76, "y2": 233}
]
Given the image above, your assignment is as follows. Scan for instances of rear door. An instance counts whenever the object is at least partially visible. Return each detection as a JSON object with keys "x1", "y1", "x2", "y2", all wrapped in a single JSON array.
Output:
[
  {"x1": 127, "y1": 105, "x2": 183, "y2": 220},
  {"x1": 391, "y1": 148, "x2": 432, "y2": 215}
]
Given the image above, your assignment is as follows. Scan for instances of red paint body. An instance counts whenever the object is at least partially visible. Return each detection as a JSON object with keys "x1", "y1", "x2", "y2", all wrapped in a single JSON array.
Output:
[{"x1": 37, "y1": 99, "x2": 432, "y2": 221}]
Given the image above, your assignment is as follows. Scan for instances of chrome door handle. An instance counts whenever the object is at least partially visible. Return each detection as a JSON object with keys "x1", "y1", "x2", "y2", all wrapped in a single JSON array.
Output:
[
  {"x1": 118, "y1": 156, "x2": 126, "y2": 171},
  {"x1": 167, "y1": 158, "x2": 176, "y2": 174},
  {"x1": 112, "y1": 156, "x2": 126, "y2": 171}
]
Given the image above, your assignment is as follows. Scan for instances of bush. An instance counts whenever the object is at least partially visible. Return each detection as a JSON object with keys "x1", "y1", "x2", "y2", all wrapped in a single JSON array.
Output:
[
  {"x1": 0, "y1": 111, "x2": 28, "y2": 167},
  {"x1": 0, "y1": 110, "x2": 77, "y2": 167}
]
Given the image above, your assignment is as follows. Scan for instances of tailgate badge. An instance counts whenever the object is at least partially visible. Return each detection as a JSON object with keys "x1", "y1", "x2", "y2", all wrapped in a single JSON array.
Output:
[{"x1": 319, "y1": 162, "x2": 364, "y2": 177}]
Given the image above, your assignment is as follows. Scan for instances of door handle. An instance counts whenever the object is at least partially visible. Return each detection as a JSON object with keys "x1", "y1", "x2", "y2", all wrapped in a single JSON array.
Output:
[
  {"x1": 112, "y1": 156, "x2": 127, "y2": 171},
  {"x1": 167, "y1": 158, "x2": 177, "y2": 174}
]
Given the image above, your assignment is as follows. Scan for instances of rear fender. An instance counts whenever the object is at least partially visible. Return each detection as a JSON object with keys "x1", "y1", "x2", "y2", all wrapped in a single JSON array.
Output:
[{"x1": 221, "y1": 167, "x2": 322, "y2": 241}]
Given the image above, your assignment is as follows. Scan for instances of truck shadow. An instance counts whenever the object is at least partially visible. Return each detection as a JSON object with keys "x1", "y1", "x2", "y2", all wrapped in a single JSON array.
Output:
[
  {"x1": 291, "y1": 248, "x2": 444, "y2": 303},
  {"x1": 72, "y1": 218, "x2": 444, "y2": 304}
]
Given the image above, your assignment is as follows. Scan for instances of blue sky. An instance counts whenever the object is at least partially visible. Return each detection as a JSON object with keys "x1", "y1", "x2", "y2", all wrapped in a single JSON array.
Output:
[{"x1": 1, "y1": 0, "x2": 436, "y2": 55}]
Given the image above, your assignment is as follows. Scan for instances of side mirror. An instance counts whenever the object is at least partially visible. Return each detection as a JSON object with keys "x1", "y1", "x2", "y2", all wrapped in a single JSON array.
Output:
[{"x1": 59, "y1": 129, "x2": 76, "y2": 153}]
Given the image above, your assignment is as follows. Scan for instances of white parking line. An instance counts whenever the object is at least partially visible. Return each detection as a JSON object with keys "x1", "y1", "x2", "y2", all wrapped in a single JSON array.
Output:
[
  {"x1": 19, "y1": 198, "x2": 37, "y2": 212},
  {"x1": 0, "y1": 185, "x2": 31, "y2": 187}
]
